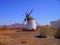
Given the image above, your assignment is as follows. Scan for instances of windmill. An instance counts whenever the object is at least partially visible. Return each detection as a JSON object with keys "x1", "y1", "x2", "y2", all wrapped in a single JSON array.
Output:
[{"x1": 23, "y1": 9, "x2": 37, "y2": 31}]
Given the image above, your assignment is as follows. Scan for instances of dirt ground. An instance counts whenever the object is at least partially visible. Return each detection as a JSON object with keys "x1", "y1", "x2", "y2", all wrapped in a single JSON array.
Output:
[{"x1": 0, "y1": 30, "x2": 60, "y2": 45}]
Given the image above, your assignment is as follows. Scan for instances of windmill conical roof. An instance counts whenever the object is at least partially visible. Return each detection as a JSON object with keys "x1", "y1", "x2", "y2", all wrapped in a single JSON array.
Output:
[{"x1": 27, "y1": 16, "x2": 35, "y2": 20}]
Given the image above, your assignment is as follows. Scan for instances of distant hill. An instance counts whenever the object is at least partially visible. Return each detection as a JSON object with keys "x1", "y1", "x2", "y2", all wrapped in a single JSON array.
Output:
[
  {"x1": 0, "y1": 23, "x2": 26, "y2": 28},
  {"x1": 0, "y1": 23, "x2": 41, "y2": 29}
]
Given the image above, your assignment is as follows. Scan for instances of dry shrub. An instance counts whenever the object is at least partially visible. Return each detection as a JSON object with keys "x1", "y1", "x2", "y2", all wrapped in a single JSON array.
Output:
[
  {"x1": 54, "y1": 27, "x2": 60, "y2": 38},
  {"x1": 21, "y1": 41, "x2": 27, "y2": 44},
  {"x1": 39, "y1": 26, "x2": 47, "y2": 36},
  {"x1": 0, "y1": 41, "x2": 7, "y2": 45},
  {"x1": 39, "y1": 25, "x2": 57, "y2": 37},
  {"x1": 45, "y1": 26, "x2": 57, "y2": 37},
  {"x1": 1, "y1": 28, "x2": 6, "y2": 30}
]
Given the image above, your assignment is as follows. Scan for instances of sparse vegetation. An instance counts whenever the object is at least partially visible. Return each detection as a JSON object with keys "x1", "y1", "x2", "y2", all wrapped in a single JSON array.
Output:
[
  {"x1": 0, "y1": 26, "x2": 60, "y2": 45},
  {"x1": 0, "y1": 41, "x2": 7, "y2": 45},
  {"x1": 0, "y1": 24, "x2": 60, "y2": 45},
  {"x1": 21, "y1": 41, "x2": 27, "y2": 44},
  {"x1": 54, "y1": 27, "x2": 60, "y2": 38},
  {"x1": 0, "y1": 27, "x2": 7, "y2": 30},
  {"x1": 37, "y1": 25, "x2": 58, "y2": 38}
]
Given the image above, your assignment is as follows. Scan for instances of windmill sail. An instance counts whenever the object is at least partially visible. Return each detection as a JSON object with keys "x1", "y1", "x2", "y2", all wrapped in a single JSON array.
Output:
[{"x1": 28, "y1": 9, "x2": 33, "y2": 16}]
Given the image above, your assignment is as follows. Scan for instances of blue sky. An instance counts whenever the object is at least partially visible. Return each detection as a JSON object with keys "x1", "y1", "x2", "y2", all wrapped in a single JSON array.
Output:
[{"x1": 0, "y1": 0, "x2": 60, "y2": 25}]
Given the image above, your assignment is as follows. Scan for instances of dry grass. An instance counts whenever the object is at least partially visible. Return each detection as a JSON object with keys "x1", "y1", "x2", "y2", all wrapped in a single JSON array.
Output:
[{"x1": 0, "y1": 26, "x2": 60, "y2": 45}]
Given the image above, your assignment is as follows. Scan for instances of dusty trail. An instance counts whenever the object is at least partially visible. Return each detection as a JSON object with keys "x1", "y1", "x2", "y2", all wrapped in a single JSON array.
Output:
[{"x1": 0, "y1": 30, "x2": 60, "y2": 45}]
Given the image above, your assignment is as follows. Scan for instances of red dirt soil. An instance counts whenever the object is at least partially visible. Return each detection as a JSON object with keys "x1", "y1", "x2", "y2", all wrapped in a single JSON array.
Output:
[{"x1": 0, "y1": 30, "x2": 16, "y2": 34}]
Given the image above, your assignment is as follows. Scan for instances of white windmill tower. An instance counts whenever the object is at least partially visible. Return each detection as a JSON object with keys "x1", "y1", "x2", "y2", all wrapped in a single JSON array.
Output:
[{"x1": 23, "y1": 9, "x2": 37, "y2": 31}]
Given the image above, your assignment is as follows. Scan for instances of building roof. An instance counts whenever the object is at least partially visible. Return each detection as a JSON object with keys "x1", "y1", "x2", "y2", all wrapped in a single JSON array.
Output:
[
  {"x1": 51, "y1": 19, "x2": 60, "y2": 23},
  {"x1": 27, "y1": 16, "x2": 35, "y2": 20}
]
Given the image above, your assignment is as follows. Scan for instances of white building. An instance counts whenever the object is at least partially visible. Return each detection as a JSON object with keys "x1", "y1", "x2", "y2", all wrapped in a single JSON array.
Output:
[
  {"x1": 26, "y1": 16, "x2": 36, "y2": 30},
  {"x1": 50, "y1": 19, "x2": 60, "y2": 27}
]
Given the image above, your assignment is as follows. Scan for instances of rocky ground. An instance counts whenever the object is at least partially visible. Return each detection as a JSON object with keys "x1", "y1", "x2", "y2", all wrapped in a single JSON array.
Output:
[{"x1": 0, "y1": 30, "x2": 60, "y2": 45}]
